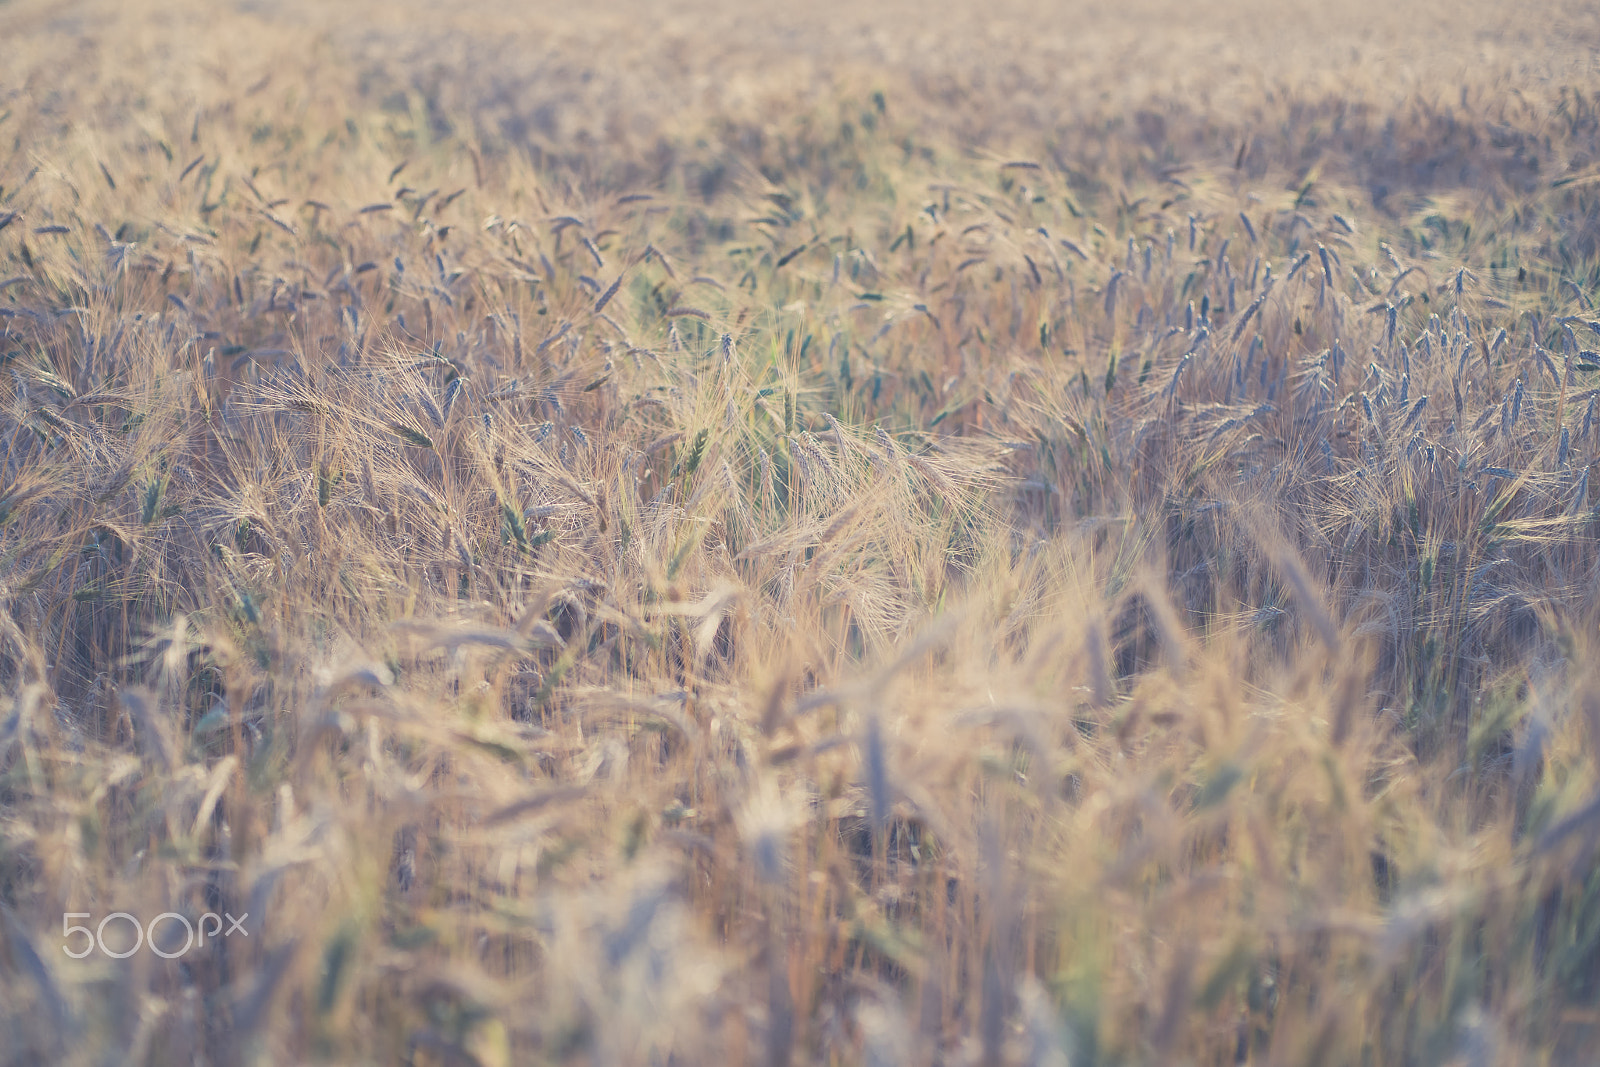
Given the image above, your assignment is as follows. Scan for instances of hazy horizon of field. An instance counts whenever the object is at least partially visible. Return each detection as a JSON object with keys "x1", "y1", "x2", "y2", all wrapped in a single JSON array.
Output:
[{"x1": 3, "y1": 1, "x2": 1600, "y2": 1064}]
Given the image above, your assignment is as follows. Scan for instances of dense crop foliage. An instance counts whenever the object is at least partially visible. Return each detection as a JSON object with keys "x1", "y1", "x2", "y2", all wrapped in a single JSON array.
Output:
[{"x1": 3, "y1": 0, "x2": 1600, "y2": 1063}]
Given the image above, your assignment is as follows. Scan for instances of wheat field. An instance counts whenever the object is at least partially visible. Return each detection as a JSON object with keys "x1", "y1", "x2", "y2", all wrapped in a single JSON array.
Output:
[{"x1": 2, "y1": 0, "x2": 1600, "y2": 1063}]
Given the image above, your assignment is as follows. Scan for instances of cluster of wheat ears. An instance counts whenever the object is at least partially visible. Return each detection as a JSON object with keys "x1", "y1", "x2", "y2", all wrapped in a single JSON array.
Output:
[{"x1": 3, "y1": 0, "x2": 1600, "y2": 1063}]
